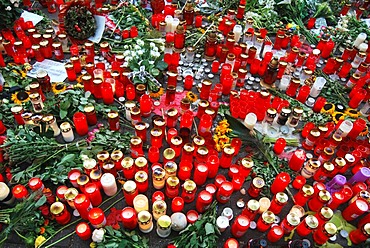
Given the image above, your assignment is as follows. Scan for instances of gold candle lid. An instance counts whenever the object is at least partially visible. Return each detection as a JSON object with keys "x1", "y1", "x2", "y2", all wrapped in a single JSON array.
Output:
[
  {"x1": 318, "y1": 190, "x2": 331, "y2": 202},
  {"x1": 64, "y1": 188, "x2": 79, "y2": 201},
  {"x1": 77, "y1": 174, "x2": 89, "y2": 186},
  {"x1": 111, "y1": 70, "x2": 120, "y2": 78},
  {"x1": 198, "y1": 100, "x2": 209, "y2": 108},
  {"x1": 153, "y1": 200, "x2": 167, "y2": 212},
  {"x1": 223, "y1": 145, "x2": 235, "y2": 155},
  {"x1": 167, "y1": 176, "x2": 180, "y2": 187},
  {"x1": 39, "y1": 40, "x2": 49, "y2": 47},
  {"x1": 163, "y1": 148, "x2": 176, "y2": 160},
  {"x1": 82, "y1": 74, "x2": 92, "y2": 82},
  {"x1": 323, "y1": 147, "x2": 334, "y2": 156},
  {"x1": 85, "y1": 41, "x2": 94, "y2": 48},
  {"x1": 135, "y1": 157, "x2": 147, "y2": 169},
  {"x1": 100, "y1": 41, "x2": 109, "y2": 49},
  {"x1": 97, "y1": 151, "x2": 110, "y2": 162},
  {"x1": 304, "y1": 215, "x2": 319, "y2": 229},
  {"x1": 122, "y1": 157, "x2": 134, "y2": 169},
  {"x1": 93, "y1": 78, "x2": 102, "y2": 85},
  {"x1": 164, "y1": 161, "x2": 178, "y2": 173},
  {"x1": 70, "y1": 56, "x2": 79, "y2": 62},
  {"x1": 363, "y1": 223, "x2": 370, "y2": 236},
  {"x1": 246, "y1": 17, "x2": 254, "y2": 25},
  {"x1": 157, "y1": 215, "x2": 171, "y2": 229},
  {"x1": 227, "y1": 53, "x2": 236, "y2": 61},
  {"x1": 42, "y1": 114, "x2": 54, "y2": 124},
  {"x1": 308, "y1": 158, "x2": 321, "y2": 169},
  {"x1": 83, "y1": 158, "x2": 97, "y2": 170},
  {"x1": 318, "y1": 124, "x2": 328, "y2": 133},
  {"x1": 32, "y1": 114, "x2": 43, "y2": 125},
  {"x1": 205, "y1": 108, "x2": 215, "y2": 116},
  {"x1": 167, "y1": 71, "x2": 178, "y2": 77},
  {"x1": 29, "y1": 92, "x2": 40, "y2": 100},
  {"x1": 123, "y1": 180, "x2": 137, "y2": 193},
  {"x1": 240, "y1": 53, "x2": 248, "y2": 60},
  {"x1": 171, "y1": 136, "x2": 183, "y2": 146},
  {"x1": 60, "y1": 122, "x2": 72, "y2": 132},
  {"x1": 252, "y1": 177, "x2": 265, "y2": 189},
  {"x1": 267, "y1": 108, "x2": 277, "y2": 116},
  {"x1": 241, "y1": 157, "x2": 254, "y2": 169},
  {"x1": 197, "y1": 146, "x2": 209, "y2": 156},
  {"x1": 108, "y1": 111, "x2": 119, "y2": 119},
  {"x1": 167, "y1": 108, "x2": 178, "y2": 118},
  {"x1": 335, "y1": 157, "x2": 346, "y2": 167},
  {"x1": 322, "y1": 162, "x2": 334, "y2": 172},
  {"x1": 103, "y1": 161, "x2": 115, "y2": 171},
  {"x1": 276, "y1": 192, "x2": 288, "y2": 204},
  {"x1": 262, "y1": 211, "x2": 275, "y2": 224},
  {"x1": 193, "y1": 136, "x2": 205, "y2": 146},
  {"x1": 111, "y1": 150, "x2": 123, "y2": 161},
  {"x1": 247, "y1": 199, "x2": 260, "y2": 211},
  {"x1": 125, "y1": 101, "x2": 136, "y2": 109},
  {"x1": 130, "y1": 107, "x2": 140, "y2": 115},
  {"x1": 153, "y1": 167, "x2": 166, "y2": 180},
  {"x1": 90, "y1": 169, "x2": 102, "y2": 180},
  {"x1": 135, "y1": 171, "x2": 148, "y2": 183},
  {"x1": 183, "y1": 143, "x2": 195, "y2": 153},
  {"x1": 151, "y1": 128, "x2": 163, "y2": 137},
  {"x1": 320, "y1": 207, "x2": 333, "y2": 220},
  {"x1": 202, "y1": 79, "x2": 212, "y2": 87},
  {"x1": 138, "y1": 210, "x2": 152, "y2": 224},
  {"x1": 301, "y1": 185, "x2": 314, "y2": 197},
  {"x1": 323, "y1": 223, "x2": 337, "y2": 236},
  {"x1": 286, "y1": 212, "x2": 300, "y2": 226},
  {"x1": 130, "y1": 136, "x2": 142, "y2": 146},
  {"x1": 183, "y1": 180, "x2": 197, "y2": 192},
  {"x1": 309, "y1": 129, "x2": 321, "y2": 138},
  {"x1": 50, "y1": 202, "x2": 65, "y2": 215}
]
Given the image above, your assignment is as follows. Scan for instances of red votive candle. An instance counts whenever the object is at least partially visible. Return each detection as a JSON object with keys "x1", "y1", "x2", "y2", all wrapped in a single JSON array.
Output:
[
  {"x1": 172, "y1": 196, "x2": 185, "y2": 213},
  {"x1": 186, "y1": 210, "x2": 199, "y2": 224},
  {"x1": 56, "y1": 185, "x2": 68, "y2": 202},
  {"x1": 271, "y1": 172, "x2": 291, "y2": 195},
  {"x1": 342, "y1": 198, "x2": 368, "y2": 221},
  {"x1": 50, "y1": 202, "x2": 71, "y2": 225},
  {"x1": 231, "y1": 215, "x2": 250, "y2": 238},
  {"x1": 292, "y1": 175, "x2": 306, "y2": 190},
  {"x1": 205, "y1": 183, "x2": 217, "y2": 197},
  {"x1": 85, "y1": 182, "x2": 102, "y2": 207},
  {"x1": 88, "y1": 208, "x2": 106, "y2": 228},
  {"x1": 269, "y1": 192, "x2": 288, "y2": 214},
  {"x1": 121, "y1": 207, "x2": 138, "y2": 230},
  {"x1": 207, "y1": 155, "x2": 220, "y2": 178},
  {"x1": 256, "y1": 211, "x2": 275, "y2": 232},
  {"x1": 193, "y1": 163, "x2": 209, "y2": 186},
  {"x1": 293, "y1": 185, "x2": 314, "y2": 206},
  {"x1": 296, "y1": 215, "x2": 318, "y2": 237},
  {"x1": 76, "y1": 222, "x2": 91, "y2": 240},
  {"x1": 73, "y1": 112, "x2": 89, "y2": 136},
  {"x1": 29, "y1": 177, "x2": 44, "y2": 192},
  {"x1": 12, "y1": 184, "x2": 28, "y2": 199},
  {"x1": 215, "y1": 174, "x2": 226, "y2": 188},
  {"x1": 216, "y1": 181, "x2": 234, "y2": 204},
  {"x1": 267, "y1": 225, "x2": 284, "y2": 242},
  {"x1": 349, "y1": 223, "x2": 370, "y2": 245},
  {"x1": 152, "y1": 191, "x2": 165, "y2": 203},
  {"x1": 196, "y1": 190, "x2": 212, "y2": 213},
  {"x1": 74, "y1": 194, "x2": 93, "y2": 220},
  {"x1": 289, "y1": 149, "x2": 306, "y2": 171},
  {"x1": 178, "y1": 161, "x2": 193, "y2": 181}
]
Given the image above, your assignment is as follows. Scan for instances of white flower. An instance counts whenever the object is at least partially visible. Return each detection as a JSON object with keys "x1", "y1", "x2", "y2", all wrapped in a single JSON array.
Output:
[
  {"x1": 80, "y1": 154, "x2": 89, "y2": 161},
  {"x1": 134, "y1": 45, "x2": 140, "y2": 50},
  {"x1": 6, "y1": 6, "x2": 11, "y2": 11},
  {"x1": 137, "y1": 40, "x2": 145, "y2": 46},
  {"x1": 123, "y1": 45, "x2": 128, "y2": 49},
  {"x1": 14, "y1": 3, "x2": 18, "y2": 7},
  {"x1": 150, "y1": 42, "x2": 155, "y2": 48},
  {"x1": 137, "y1": 50, "x2": 144, "y2": 55},
  {"x1": 131, "y1": 51, "x2": 136, "y2": 57},
  {"x1": 148, "y1": 61, "x2": 155, "y2": 65},
  {"x1": 126, "y1": 56, "x2": 132, "y2": 62},
  {"x1": 123, "y1": 51, "x2": 130, "y2": 56},
  {"x1": 153, "y1": 46, "x2": 159, "y2": 52},
  {"x1": 92, "y1": 228, "x2": 105, "y2": 243},
  {"x1": 150, "y1": 51, "x2": 157, "y2": 57}
]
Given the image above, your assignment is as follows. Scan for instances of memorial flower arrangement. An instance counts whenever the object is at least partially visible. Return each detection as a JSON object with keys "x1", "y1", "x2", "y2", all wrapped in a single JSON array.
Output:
[{"x1": 0, "y1": 0, "x2": 23, "y2": 30}]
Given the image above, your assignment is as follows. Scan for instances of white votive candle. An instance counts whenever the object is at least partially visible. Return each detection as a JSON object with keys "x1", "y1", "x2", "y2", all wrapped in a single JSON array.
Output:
[
  {"x1": 60, "y1": 122, "x2": 74, "y2": 142},
  {"x1": 100, "y1": 173, "x2": 117, "y2": 196}
]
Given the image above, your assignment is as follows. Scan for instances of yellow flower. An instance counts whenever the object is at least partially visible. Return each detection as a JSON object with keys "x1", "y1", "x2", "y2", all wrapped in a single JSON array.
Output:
[
  {"x1": 332, "y1": 112, "x2": 345, "y2": 124},
  {"x1": 345, "y1": 108, "x2": 359, "y2": 118},
  {"x1": 90, "y1": 242, "x2": 97, "y2": 248},
  {"x1": 51, "y1": 83, "x2": 67, "y2": 94},
  {"x1": 34, "y1": 235, "x2": 46, "y2": 248},
  {"x1": 186, "y1": 92, "x2": 198, "y2": 103},
  {"x1": 76, "y1": 75, "x2": 84, "y2": 84},
  {"x1": 149, "y1": 87, "x2": 164, "y2": 98},
  {"x1": 11, "y1": 91, "x2": 30, "y2": 104},
  {"x1": 360, "y1": 125, "x2": 368, "y2": 136}
]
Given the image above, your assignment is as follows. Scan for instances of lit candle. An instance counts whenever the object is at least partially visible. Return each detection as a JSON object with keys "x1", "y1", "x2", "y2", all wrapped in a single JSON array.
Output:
[
  {"x1": 12, "y1": 184, "x2": 28, "y2": 200},
  {"x1": 216, "y1": 181, "x2": 234, "y2": 204},
  {"x1": 88, "y1": 208, "x2": 106, "y2": 228},
  {"x1": 74, "y1": 194, "x2": 93, "y2": 220},
  {"x1": 231, "y1": 215, "x2": 250, "y2": 238},
  {"x1": 267, "y1": 225, "x2": 284, "y2": 243},
  {"x1": 181, "y1": 180, "x2": 197, "y2": 203},
  {"x1": 172, "y1": 197, "x2": 185, "y2": 213},
  {"x1": 76, "y1": 222, "x2": 91, "y2": 240},
  {"x1": 85, "y1": 182, "x2": 102, "y2": 207},
  {"x1": 193, "y1": 163, "x2": 208, "y2": 186},
  {"x1": 100, "y1": 173, "x2": 117, "y2": 196},
  {"x1": 258, "y1": 197, "x2": 271, "y2": 214},
  {"x1": 186, "y1": 210, "x2": 199, "y2": 224},
  {"x1": 121, "y1": 207, "x2": 138, "y2": 230},
  {"x1": 133, "y1": 194, "x2": 149, "y2": 213}
]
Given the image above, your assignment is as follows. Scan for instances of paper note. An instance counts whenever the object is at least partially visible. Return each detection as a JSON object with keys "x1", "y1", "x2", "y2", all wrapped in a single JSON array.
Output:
[
  {"x1": 88, "y1": 15, "x2": 106, "y2": 43},
  {"x1": 21, "y1": 11, "x2": 44, "y2": 26},
  {"x1": 27, "y1": 59, "x2": 67, "y2": 83}
]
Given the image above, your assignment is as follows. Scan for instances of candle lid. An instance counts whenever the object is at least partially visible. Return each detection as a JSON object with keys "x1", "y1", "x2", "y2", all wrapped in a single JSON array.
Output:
[
  {"x1": 286, "y1": 213, "x2": 300, "y2": 226},
  {"x1": 171, "y1": 136, "x2": 183, "y2": 146},
  {"x1": 107, "y1": 111, "x2": 119, "y2": 119},
  {"x1": 183, "y1": 180, "x2": 197, "y2": 192},
  {"x1": 193, "y1": 136, "x2": 205, "y2": 146},
  {"x1": 153, "y1": 200, "x2": 167, "y2": 212},
  {"x1": 83, "y1": 158, "x2": 97, "y2": 170},
  {"x1": 103, "y1": 161, "x2": 115, "y2": 171},
  {"x1": 183, "y1": 143, "x2": 195, "y2": 153},
  {"x1": 11, "y1": 105, "x2": 23, "y2": 114},
  {"x1": 223, "y1": 145, "x2": 235, "y2": 155},
  {"x1": 320, "y1": 207, "x2": 333, "y2": 220},
  {"x1": 74, "y1": 194, "x2": 88, "y2": 205},
  {"x1": 164, "y1": 161, "x2": 178, "y2": 173},
  {"x1": 123, "y1": 180, "x2": 137, "y2": 193},
  {"x1": 122, "y1": 157, "x2": 134, "y2": 169},
  {"x1": 50, "y1": 202, "x2": 65, "y2": 215},
  {"x1": 90, "y1": 169, "x2": 102, "y2": 180},
  {"x1": 301, "y1": 185, "x2": 314, "y2": 196},
  {"x1": 158, "y1": 215, "x2": 172, "y2": 229},
  {"x1": 344, "y1": 154, "x2": 355, "y2": 164},
  {"x1": 151, "y1": 128, "x2": 163, "y2": 137},
  {"x1": 262, "y1": 211, "x2": 275, "y2": 224},
  {"x1": 241, "y1": 157, "x2": 254, "y2": 169},
  {"x1": 167, "y1": 176, "x2": 180, "y2": 187},
  {"x1": 138, "y1": 211, "x2": 152, "y2": 224},
  {"x1": 334, "y1": 157, "x2": 346, "y2": 167},
  {"x1": 304, "y1": 215, "x2": 319, "y2": 229},
  {"x1": 77, "y1": 174, "x2": 90, "y2": 186},
  {"x1": 64, "y1": 188, "x2": 79, "y2": 201},
  {"x1": 135, "y1": 122, "x2": 147, "y2": 131},
  {"x1": 247, "y1": 199, "x2": 260, "y2": 211},
  {"x1": 135, "y1": 171, "x2": 148, "y2": 183},
  {"x1": 163, "y1": 148, "x2": 176, "y2": 160},
  {"x1": 97, "y1": 151, "x2": 110, "y2": 162},
  {"x1": 197, "y1": 146, "x2": 209, "y2": 156},
  {"x1": 111, "y1": 150, "x2": 123, "y2": 161},
  {"x1": 130, "y1": 136, "x2": 142, "y2": 145},
  {"x1": 318, "y1": 190, "x2": 331, "y2": 202},
  {"x1": 252, "y1": 177, "x2": 265, "y2": 189},
  {"x1": 323, "y1": 162, "x2": 334, "y2": 172},
  {"x1": 275, "y1": 192, "x2": 288, "y2": 204},
  {"x1": 153, "y1": 167, "x2": 166, "y2": 179},
  {"x1": 135, "y1": 157, "x2": 147, "y2": 168},
  {"x1": 41, "y1": 115, "x2": 54, "y2": 124}
]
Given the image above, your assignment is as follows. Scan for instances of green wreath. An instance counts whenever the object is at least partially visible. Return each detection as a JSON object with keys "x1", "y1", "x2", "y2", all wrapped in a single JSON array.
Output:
[{"x1": 64, "y1": 5, "x2": 96, "y2": 40}]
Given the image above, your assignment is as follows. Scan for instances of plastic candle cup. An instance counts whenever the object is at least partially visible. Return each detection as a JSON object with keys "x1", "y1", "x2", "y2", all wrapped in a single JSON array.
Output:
[
  {"x1": 100, "y1": 173, "x2": 117, "y2": 197},
  {"x1": 171, "y1": 197, "x2": 185, "y2": 213},
  {"x1": 121, "y1": 207, "x2": 138, "y2": 230},
  {"x1": 75, "y1": 222, "x2": 91, "y2": 240},
  {"x1": 88, "y1": 208, "x2": 106, "y2": 228}
]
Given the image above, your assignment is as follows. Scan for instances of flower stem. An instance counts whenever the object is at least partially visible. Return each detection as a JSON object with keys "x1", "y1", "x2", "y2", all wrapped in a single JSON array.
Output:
[
  {"x1": 193, "y1": 22, "x2": 215, "y2": 47},
  {"x1": 43, "y1": 231, "x2": 75, "y2": 248}
]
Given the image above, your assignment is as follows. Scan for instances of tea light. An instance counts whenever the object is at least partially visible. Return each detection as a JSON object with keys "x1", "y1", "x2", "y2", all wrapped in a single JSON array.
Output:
[
  {"x1": 222, "y1": 207, "x2": 234, "y2": 220},
  {"x1": 76, "y1": 222, "x2": 91, "y2": 240},
  {"x1": 100, "y1": 173, "x2": 117, "y2": 196},
  {"x1": 217, "y1": 216, "x2": 230, "y2": 232},
  {"x1": 88, "y1": 208, "x2": 106, "y2": 228},
  {"x1": 133, "y1": 194, "x2": 149, "y2": 213}
]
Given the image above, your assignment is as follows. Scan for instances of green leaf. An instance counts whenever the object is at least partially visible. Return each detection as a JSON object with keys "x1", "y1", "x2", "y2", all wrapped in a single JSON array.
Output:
[
  {"x1": 132, "y1": 235, "x2": 139, "y2": 242},
  {"x1": 150, "y1": 68, "x2": 160, "y2": 76},
  {"x1": 156, "y1": 60, "x2": 168, "y2": 70},
  {"x1": 225, "y1": 114, "x2": 250, "y2": 136},
  {"x1": 35, "y1": 195, "x2": 47, "y2": 207},
  {"x1": 59, "y1": 109, "x2": 68, "y2": 120},
  {"x1": 60, "y1": 154, "x2": 75, "y2": 164},
  {"x1": 205, "y1": 223, "x2": 214, "y2": 235}
]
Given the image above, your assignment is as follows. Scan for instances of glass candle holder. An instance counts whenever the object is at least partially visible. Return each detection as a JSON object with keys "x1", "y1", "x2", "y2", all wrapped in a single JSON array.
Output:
[
  {"x1": 60, "y1": 122, "x2": 74, "y2": 143},
  {"x1": 181, "y1": 180, "x2": 197, "y2": 203},
  {"x1": 256, "y1": 211, "x2": 275, "y2": 232},
  {"x1": 280, "y1": 212, "x2": 300, "y2": 234},
  {"x1": 216, "y1": 181, "x2": 234, "y2": 204},
  {"x1": 123, "y1": 180, "x2": 138, "y2": 206},
  {"x1": 293, "y1": 185, "x2": 314, "y2": 206},
  {"x1": 121, "y1": 207, "x2": 138, "y2": 230},
  {"x1": 247, "y1": 177, "x2": 265, "y2": 198},
  {"x1": 138, "y1": 211, "x2": 153, "y2": 233},
  {"x1": 153, "y1": 200, "x2": 167, "y2": 221},
  {"x1": 296, "y1": 215, "x2": 319, "y2": 237},
  {"x1": 269, "y1": 192, "x2": 288, "y2": 214},
  {"x1": 73, "y1": 112, "x2": 88, "y2": 136},
  {"x1": 50, "y1": 202, "x2": 71, "y2": 225}
]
